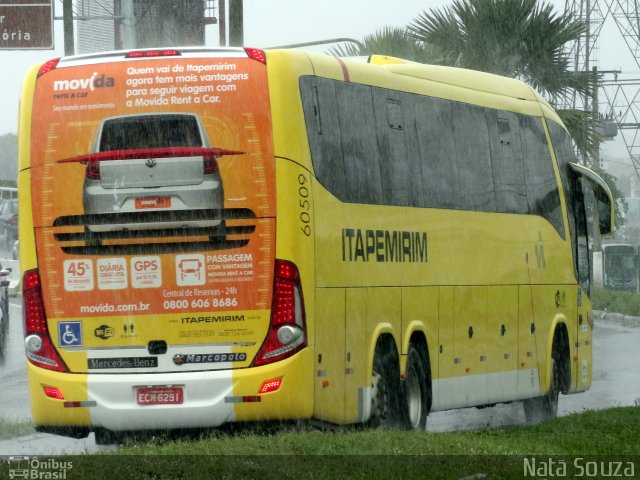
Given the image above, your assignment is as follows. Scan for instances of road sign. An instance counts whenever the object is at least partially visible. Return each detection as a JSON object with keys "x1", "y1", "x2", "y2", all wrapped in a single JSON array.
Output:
[{"x1": 0, "y1": 0, "x2": 53, "y2": 49}]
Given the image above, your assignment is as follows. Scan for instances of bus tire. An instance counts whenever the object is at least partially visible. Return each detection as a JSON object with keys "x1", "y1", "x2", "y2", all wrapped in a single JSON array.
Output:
[
  {"x1": 368, "y1": 338, "x2": 403, "y2": 429},
  {"x1": 404, "y1": 343, "x2": 429, "y2": 430},
  {"x1": 523, "y1": 353, "x2": 561, "y2": 423}
]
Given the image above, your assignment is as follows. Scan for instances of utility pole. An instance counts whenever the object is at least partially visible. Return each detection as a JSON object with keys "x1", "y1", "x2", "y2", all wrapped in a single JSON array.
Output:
[
  {"x1": 564, "y1": 0, "x2": 640, "y2": 180},
  {"x1": 219, "y1": 0, "x2": 226, "y2": 46},
  {"x1": 63, "y1": 0, "x2": 74, "y2": 55},
  {"x1": 228, "y1": 0, "x2": 243, "y2": 46},
  {"x1": 592, "y1": 66, "x2": 603, "y2": 251},
  {"x1": 114, "y1": 0, "x2": 122, "y2": 50}
]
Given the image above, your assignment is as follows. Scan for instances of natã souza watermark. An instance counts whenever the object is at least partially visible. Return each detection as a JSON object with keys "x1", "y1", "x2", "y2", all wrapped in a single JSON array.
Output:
[
  {"x1": 8, "y1": 456, "x2": 73, "y2": 479},
  {"x1": 524, "y1": 457, "x2": 635, "y2": 478}
]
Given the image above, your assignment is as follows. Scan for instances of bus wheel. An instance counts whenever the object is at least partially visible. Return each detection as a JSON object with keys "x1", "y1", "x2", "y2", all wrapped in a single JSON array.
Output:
[
  {"x1": 523, "y1": 357, "x2": 560, "y2": 423},
  {"x1": 404, "y1": 344, "x2": 429, "y2": 430},
  {"x1": 368, "y1": 340, "x2": 403, "y2": 428}
]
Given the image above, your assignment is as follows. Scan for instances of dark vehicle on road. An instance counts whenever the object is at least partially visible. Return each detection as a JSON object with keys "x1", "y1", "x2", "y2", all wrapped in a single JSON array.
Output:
[
  {"x1": 0, "y1": 263, "x2": 10, "y2": 358},
  {"x1": 592, "y1": 243, "x2": 638, "y2": 292},
  {"x1": 0, "y1": 199, "x2": 18, "y2": 250}
]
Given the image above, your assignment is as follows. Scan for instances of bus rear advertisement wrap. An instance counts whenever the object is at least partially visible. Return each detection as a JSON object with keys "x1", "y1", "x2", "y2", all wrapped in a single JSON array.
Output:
[{"x1": 22, "y1": 51, "x2": 292, "y2": 414}]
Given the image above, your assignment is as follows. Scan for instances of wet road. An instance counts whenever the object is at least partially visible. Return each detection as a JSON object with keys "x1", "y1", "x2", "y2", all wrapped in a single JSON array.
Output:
[
  {"x1": 1, "y1": 247, "x2": 639, "y2": 453},
  {"x1": 0, "y1": 298, "x2": 29, "y2": 422}
]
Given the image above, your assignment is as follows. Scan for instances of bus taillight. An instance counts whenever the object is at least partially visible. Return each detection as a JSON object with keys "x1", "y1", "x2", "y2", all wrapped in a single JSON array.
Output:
[
  {"x1": 37, "y1": 58, "x2": 60, "y2": 77},
  {"x1": 244, "y1": 48, "x2": 266, "y2": 64},
  {"x1": 23, "y1": 270, "x2": 68, "y2": 372},
  {"x1": 253, "y1": 260, "x2": 306, "y2": 366}
]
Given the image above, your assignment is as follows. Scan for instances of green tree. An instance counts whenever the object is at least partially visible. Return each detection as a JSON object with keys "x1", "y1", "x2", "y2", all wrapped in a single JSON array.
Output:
[
  {"x1": 328, "y1": 2, "x2": 619, "y2": 223},
  {"x1": 407, "y1": 0, "x2": 599, "y2": 160},
  {"x1": 328, "y1": 26, "x2": 442, "y2": 64}
]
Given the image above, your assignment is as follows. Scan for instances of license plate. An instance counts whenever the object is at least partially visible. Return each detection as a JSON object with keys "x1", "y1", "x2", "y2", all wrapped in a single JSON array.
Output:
[
  {"x1": 136, "y1": 386, "x2": 183, "y2": 405},
  {"x1": 135, "y1": 196, "x2": 171, "y2": 209}
]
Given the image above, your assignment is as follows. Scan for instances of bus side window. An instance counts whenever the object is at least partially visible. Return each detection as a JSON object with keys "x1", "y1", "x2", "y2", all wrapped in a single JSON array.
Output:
[
  {"x1": 488, "y1": 112, "x2": 528, "y2": 215},
  {"x1": 548, "y1": 121, "x2": 590, "y2": 292},
  {"x1": 300, "y1": 78, "x2": 348, "y2": 199},
  {"x1": 520, "y1": 116, "x2": 565, "y2": 238}
]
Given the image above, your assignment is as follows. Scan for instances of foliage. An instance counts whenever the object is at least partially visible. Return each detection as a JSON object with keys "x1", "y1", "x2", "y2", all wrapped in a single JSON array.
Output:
[
  {"x1": 591, "y1": 287, "x2": 640, "y2": 316},
  {"x1": 406, "y1": 0, "x2": 599, "y2": 161},
  {"x1": 0, "y1": 418, "x2": 34, "y2": 440},
  {"x1": 328, "y1": 26, "x2": 442, "y2": 63},
  {"x1": 106, "y1": 408, "x2": 640, "y2": 456},
  {"x1": 6, "y1": 408, "x2": 634, "y2": 479},
  {"x1": 407, "y1": 0, "x2": 589, "y2": 96},
  {"x1": 557, "y1": 109, "x2": 603, "y2": 167}
]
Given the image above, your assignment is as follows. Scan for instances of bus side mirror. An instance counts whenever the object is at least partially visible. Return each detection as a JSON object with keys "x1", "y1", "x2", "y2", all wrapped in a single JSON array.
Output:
[
  {"x1": 597, "y1": 193, "x2": 613, "y2": 236},
  {"x1": 569, "y1": 162, "x2": 615, "y2": 236}
]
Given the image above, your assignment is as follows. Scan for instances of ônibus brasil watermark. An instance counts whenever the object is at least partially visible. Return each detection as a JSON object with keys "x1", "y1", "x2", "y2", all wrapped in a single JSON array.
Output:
[{"x1": 7, "y1": 456, "x2": 72, "y2": 479}]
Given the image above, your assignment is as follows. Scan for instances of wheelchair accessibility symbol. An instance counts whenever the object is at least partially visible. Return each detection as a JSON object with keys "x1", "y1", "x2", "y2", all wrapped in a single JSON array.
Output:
[{"x1": 58, "y1": 321, "x2": 83, "y2": 347}]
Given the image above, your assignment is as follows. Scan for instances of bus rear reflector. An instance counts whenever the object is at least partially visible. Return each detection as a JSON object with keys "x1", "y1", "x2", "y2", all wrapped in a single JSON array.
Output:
[
  {"x1": 23, "y1": 270, "x2": 68, "y2": 372},
  {"x1": 224, "y1": 396, "x2": 261, "y2": 403},
  {"x1": 242, "y1": 396, "x2": 261, "y2": 403},
  {"x1": 253, "y1": 260, "x2": 306, "y2": 366},
  {"x1": 259, "y1": 378, "x2": 282, "y2": 394},
  {"x1": 43, "y1": 386, "x2": 64, "y2": 400},
  {"x1": 37, "y1": 58, "x2": 60, "y2": 77},
  {"x1": 245, "y1": 48, "x2": 266, "y2": 64}
]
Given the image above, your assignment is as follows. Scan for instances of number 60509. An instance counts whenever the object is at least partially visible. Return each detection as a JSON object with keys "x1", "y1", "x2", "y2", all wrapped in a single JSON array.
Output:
[{"x1": 298, "y1": 173, "x2": 312, "y2": 237}]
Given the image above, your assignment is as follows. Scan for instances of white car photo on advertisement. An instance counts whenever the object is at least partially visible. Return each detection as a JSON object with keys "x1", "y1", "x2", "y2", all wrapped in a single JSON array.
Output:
[{"x1": 80, "y1": 112, "x2": 226, "y2": 232}]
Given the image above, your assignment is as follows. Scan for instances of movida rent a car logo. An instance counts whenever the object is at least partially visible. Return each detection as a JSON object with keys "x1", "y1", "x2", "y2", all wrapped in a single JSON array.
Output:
[{"x1": 53, "y1": 72, "x2": 115, "y2": 92}]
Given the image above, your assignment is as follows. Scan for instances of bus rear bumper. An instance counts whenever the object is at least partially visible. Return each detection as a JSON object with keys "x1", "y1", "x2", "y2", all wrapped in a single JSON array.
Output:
[{"x1": 28, "y1": 348, "x2": 314, "y2": 432}]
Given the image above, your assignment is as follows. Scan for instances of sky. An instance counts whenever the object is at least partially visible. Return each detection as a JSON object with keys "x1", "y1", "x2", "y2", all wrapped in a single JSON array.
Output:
[
  {"x1": 0, "y1": 0, "x2": 638, "y2": 160},
  {"x1": 0, "y1": 0, "x2": 448, "y2": 135}
]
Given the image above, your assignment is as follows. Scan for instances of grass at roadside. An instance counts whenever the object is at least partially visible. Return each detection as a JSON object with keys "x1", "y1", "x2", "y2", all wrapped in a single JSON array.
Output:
[
  {"x1": 1, "y1": 408, "x2": 637, "y2": 479},
  {"x1": 108, "y1": 407, "x2": 639, "y2": 456},
  {"x1": 591, "y1": 287, "x2": 640, "y2": 316},
  {"x1": 53, "y1": 407, "x2": 640, "y2": 479},
  {"x1": 0, "y1": 418, "x2": 34, "y2": 441}
]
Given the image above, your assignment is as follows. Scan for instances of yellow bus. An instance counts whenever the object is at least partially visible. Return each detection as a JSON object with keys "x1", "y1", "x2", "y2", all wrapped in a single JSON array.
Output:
[{"x1": 18, "y1": 47, "x2": 613, "y2": 442}]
